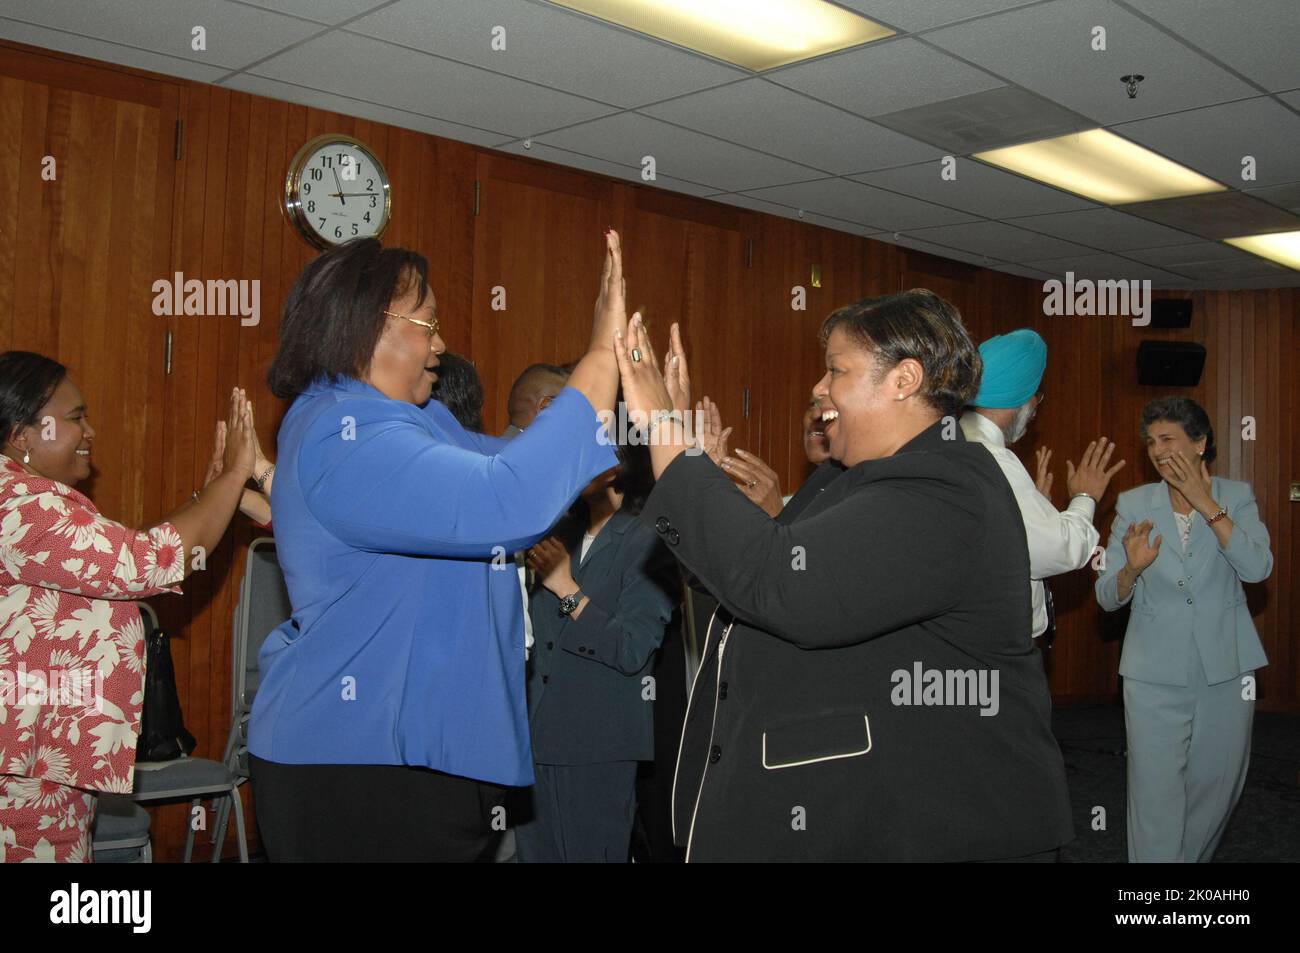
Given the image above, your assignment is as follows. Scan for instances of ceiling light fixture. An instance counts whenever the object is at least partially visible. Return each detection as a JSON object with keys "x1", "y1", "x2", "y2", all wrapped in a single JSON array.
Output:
[
  {"x1": 974, "y1": 129, "x2": 1225, "y2": 205},
  {"x1": 1223, "y1": 230, "x2": 1300, "y2": 271},
  {"x1": 546, "y1": 0, "x2": 894, "y2": 71}
]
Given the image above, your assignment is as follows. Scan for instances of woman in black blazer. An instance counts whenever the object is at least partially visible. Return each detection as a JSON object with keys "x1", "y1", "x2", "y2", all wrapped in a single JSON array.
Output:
[
  {"x1": 612, "y1": 295, "x2": 1073, "y2": 862},
  {"x1": 515, "y1": 442, "x2": 678, "y2": 862}
]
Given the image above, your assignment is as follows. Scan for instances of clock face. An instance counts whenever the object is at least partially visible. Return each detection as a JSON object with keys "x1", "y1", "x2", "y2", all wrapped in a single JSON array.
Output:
[{"x1": 284, "y1": 135, "x2": 391, "y2": 249}]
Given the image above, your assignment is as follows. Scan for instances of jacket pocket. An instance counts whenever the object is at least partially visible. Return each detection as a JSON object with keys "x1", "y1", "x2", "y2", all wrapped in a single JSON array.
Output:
[{"x1": 761, "y1": 712, "x2": 872, "y2": 770}]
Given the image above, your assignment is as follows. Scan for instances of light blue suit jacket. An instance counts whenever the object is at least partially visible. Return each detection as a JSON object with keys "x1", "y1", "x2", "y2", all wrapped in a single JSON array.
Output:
[
  {"x1": 248, "y1": 378, "x2": 618, "y2": 786},
  {"x1": 1095, "y1": 477, "x2": 1271, "y2": 687}
]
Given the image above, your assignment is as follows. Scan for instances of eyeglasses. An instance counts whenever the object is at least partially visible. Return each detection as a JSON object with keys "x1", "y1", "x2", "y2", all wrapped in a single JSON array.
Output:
[{"x1": 384, "y1": 309, "x2": 440, "y2": 340}]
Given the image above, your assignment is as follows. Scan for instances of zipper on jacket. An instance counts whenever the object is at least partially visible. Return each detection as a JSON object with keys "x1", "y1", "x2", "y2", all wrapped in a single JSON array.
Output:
[{"x1": 671, "y1": 607, "x2": 717, "y2": 846}]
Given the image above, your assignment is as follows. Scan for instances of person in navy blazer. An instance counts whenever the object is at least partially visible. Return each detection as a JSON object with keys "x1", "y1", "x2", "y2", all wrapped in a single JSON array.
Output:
[
  {"x1": 248, "y1": 232, "x2": 629, "y2": 862},
  {"x1": 1096, "y1": 396, "x2": 1272, "y2": 862},
  {"x1": 515, "y1": 442, "x2": 678, "y2": 862}
]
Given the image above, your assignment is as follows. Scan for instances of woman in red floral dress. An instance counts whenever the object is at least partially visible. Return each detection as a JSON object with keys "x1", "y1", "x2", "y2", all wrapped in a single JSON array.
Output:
[{"x1": 0, "y1": 351, "x2": 254, "y2": 862}]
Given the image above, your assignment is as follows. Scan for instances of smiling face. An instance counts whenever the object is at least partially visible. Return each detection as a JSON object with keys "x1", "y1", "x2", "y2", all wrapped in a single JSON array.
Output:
[
  {"x1": 1145, "y1": 418, "x2": 1206, "y2": 481},
  {"x1": 368, "y1": 273, "x2": 446, "y2": 405},
  {"x1": 811, "y1": 327, "x2": 925, "y2": 467},
  {"x1": 10, "y1": 377, "x2": 96, "y2": 485},
  {"x1": 802, "y1": 397, "x2": 830, "y2": 465}
]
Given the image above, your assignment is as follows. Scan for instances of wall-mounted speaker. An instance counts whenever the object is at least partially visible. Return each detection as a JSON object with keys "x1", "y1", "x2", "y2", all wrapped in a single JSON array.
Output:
[
  {"x1": 1137, "y1": 340, "x2": 1206, "y2": 386},
  {"x1": 1151, "y1": 298, "x2": 1193, "y2": 328}
]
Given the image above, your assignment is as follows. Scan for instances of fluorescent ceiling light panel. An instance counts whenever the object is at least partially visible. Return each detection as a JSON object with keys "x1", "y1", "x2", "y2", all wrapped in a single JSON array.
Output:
[
  {"x1": 547, "y1": 0, "x2": 894, "y2": 71},
  {"x1": 1224, "y1": 230, "x2": 1300, "y2": 271},
  {"x1": 975, "y1": 129, "x2": 1225, "y2": 205}
]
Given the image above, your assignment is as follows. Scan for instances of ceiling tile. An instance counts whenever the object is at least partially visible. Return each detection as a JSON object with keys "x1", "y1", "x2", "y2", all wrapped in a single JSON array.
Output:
[
  {"x1": 1124, "y1": 0, "x2": 1300, "y2": 92},
  {"x1": 1006, "y1": 207, "x2": 1201, "y2": 250},
  {"x1": 346, "y1": 0, "x2": 745, "y2": 108},
  {"x1": 0, "y1": 16, "x2": 231, "y2": 82},
  {"x1": 835, "y1": 0, "x2": 1044, "y2": 33},
  {"x1": 739, "y1": 177, "x2": 981, "y2": 230},
  {"x1": 710, "y1": 192, "x2": 881, "y2": 236},
  {"x1": 925, "y1": 0, "x2": 1258, "y2": 125},
  {"x1": 1171, "y1": 257, "x2": 1294, "y2": 279},
  {"x1": 221, "y1": 73, "x2": 511, "y2": 147},
  {"x1": 885, "y1": 233, "x2": 1010, "y2": 269},
  {"x1": 0, "y1": 0, "x2": 321, "y2": 71},
  {"x1": 992, "y1": 263, "x2": 1058, "y2": 280},
  {"x1": 1246, "y1": 181, "x2": 1300, "y2": 213},
  {"x1": 235, "y1": 0, "x2": 389, "y2": 25},
  {"x1": 1122, "y1": 192, "x2": 1300, "y2": 240},
  {"x1": 1020, "y1": 252, "x2": 1188, "y2": 283},
  {"x1": 853, "y1": 157, "x2": 1095, "y2": 217},
  {"x1": 1124, "y1": 242, "x2": 1254, "y2": 267},
  {"x1": 905, "y1": 220, "x2": 1097, "y2": 260},
  {"x1": 869, "y1": 85, "x2": 1092, "y2": 153},
  {"x1": 1113, "y1": 97, "x2": 1300, "y2": 190},
  {"x1": 765, "y1": 37, "x2": 1004, "y2": 119},
  {"x1": 251, "y1": 31, "x2": 616, "y2": 138},
  {"x1": 640, "y1": 78, "x2": 942, "y2": 174},
  {"x1": 535, "y1": 112, "x2": 822, "y2": 192},
  {"x1": 494, "y1": 140, "x2": 719, "y2": 196}
]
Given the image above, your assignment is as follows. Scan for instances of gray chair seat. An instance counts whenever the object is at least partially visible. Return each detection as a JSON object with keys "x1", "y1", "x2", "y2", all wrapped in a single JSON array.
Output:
[
  {"x1": 93, "y1": 793, "x2": 151, "y2": 862},
  {"x1": 134, "y1": 757, "x2": 238, "y2": 797}
]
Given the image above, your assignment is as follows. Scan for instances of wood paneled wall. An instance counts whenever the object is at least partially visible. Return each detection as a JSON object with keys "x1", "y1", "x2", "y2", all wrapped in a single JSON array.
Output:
[{"x1": 1, "y1": 40, "x2": 1295, "y2": 861}]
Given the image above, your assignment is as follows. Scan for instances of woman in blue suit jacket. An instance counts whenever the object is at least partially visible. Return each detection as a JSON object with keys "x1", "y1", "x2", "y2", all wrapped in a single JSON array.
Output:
[
  {"x1": 1096, "y1": 397, "x2": 1272, "y2": 862},
  {"x1": 248, "y1": 232, "x2": 628, "y2": 861}
]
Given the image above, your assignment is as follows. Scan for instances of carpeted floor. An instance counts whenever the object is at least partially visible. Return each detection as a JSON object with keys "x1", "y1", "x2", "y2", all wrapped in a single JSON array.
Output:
[{"x1": 1053, "y1": 703, "x2": 1300, "y2": 862}]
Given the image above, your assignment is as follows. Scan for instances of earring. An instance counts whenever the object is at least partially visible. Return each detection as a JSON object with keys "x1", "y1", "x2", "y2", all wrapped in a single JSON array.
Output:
[{"x1": 22, "y1": 450, "x2": 30, "y2": 464}]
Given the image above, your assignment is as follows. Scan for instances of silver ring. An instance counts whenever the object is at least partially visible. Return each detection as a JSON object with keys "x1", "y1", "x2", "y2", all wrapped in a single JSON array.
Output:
[
  {"x1": 631, "y1": 347, "x2": 642, "y2": 363},
  {"x1": 747, "y1": 480, "x2": 757, "y2": 489}
]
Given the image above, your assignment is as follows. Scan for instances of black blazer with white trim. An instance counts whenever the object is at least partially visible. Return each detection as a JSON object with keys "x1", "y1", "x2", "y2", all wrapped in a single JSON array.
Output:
[{"x1": 641, "y1": 419, "x2": 1073, "y2": 861}]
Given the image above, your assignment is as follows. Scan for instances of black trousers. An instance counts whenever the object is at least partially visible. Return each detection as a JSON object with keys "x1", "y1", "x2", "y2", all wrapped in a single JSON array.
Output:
[{"x1": 250, "y1": 755, "x2": 505, "y2": 862}]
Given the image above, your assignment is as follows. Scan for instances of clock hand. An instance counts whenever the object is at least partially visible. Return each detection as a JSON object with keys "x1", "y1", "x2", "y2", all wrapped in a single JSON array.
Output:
[
  {"x1": 332, "y1": 167, "x2": 346, "y2": 206},
  {"x1": 328, "y1": 192, "x2": 377, "y2": 198}
]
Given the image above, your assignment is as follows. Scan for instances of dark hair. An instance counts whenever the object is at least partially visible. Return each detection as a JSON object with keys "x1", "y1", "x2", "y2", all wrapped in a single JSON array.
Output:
[
  {"x1": 0, "y1": 351, "x2": 68, "y2": 447},
  {"x1": 432, "y1": 352, "x2": 486, "y2": 432},
  {"x1": 818, "y1": 290, "x2": 982, "y2": 419},
  {"x1": 507, "y1": 363, "x2": 569, "y2": 420},
  {"x1": 611, "y1": 441, "x2": 654, "y2": 517},
  {"x1": 1140, "y1": 396, "x2": 1217, "y2": 464},
  {"x1": 268, "y1": 238, "x2": 429, "y2": 399}
]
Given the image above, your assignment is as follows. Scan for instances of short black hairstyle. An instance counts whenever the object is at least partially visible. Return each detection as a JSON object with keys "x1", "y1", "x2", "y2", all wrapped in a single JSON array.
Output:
[
  {"x1": 819, "y1": 289, "x2": 982, "y2": 419},
  {"x1": 1140, "y1": 396, "x2": 1217, "y2": 464},
  {"x1": 507, "y1": 363, "x2": 569, "y2": 421},
  {"x1": 268, "y1": 238, "x2": 430, "y2": 399},
  {"x1": 0, "y1": 351, "x2": 68, "y2": 447},
  {"x1": 432, "y1": 352, "x2": 486, "y2": 433}
]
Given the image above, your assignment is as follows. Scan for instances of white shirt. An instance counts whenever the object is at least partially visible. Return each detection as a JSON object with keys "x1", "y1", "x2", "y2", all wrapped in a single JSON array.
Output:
[
  {"x1": 960, "y1": 411, "x2": 1100, "y2": 638},
  {"x1": 515, "y1": 551, "x2": 533, "y2": 657}
]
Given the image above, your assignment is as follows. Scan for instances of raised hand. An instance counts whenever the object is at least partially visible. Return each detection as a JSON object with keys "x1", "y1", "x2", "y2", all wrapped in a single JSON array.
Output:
[
  {"x1": 662, "y1": 323, "x2": 691, "y2": 413},
  {"x1": 721, "y1": 449, "x2": 783, "y2": 517},
  {"x1": 696, "y1": 396, "x2": 732, "y2": 467},
  {"x1": 590, "y1": 229, "x2": 627, "y2": 352},
  {"x1": 203, "y1": 420, "x2": 227, "y2": 488},
  {"x1": 1159, "y1": 451, "x2": 1215, "y2": 512},
  {"x1": 1034, "y1": 446, "x2": 1054, "y2": 500},
  {"x1": 1122, "y1": 519, "x2": 1162, "y2": 572},
  {"x1": 1066, "y1": 437, "x2": 1125, "y2": 501},
  {"x1": 222, "y1": 387, "x2": 257, "y2": 482}
]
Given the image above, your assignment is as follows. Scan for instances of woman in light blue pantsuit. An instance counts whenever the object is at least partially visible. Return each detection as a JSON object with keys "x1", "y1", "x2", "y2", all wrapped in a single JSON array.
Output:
[{"x1": 1096, "y1": 397, "x2": 1272, "y2": 863}]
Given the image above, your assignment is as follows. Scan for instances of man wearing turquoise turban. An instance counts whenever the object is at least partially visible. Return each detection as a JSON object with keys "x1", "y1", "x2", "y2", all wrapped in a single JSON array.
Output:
[{"x1": 960, "y1": 329, "x2": 1125, "y2": 644}]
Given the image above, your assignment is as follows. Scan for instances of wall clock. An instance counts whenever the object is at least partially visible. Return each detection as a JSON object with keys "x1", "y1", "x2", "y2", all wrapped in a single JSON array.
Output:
[{"x1": 283, "y1": 134, "x2": 391, "y2": 249}]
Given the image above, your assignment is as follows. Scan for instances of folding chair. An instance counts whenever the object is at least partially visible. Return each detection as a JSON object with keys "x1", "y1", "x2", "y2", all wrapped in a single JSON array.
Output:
[
  {"x1": 131, "y1": 603, "x2": 250, "y2": 862},
  {"x1": 92, "y1": 793, "x2": 152, "y2": 863},
  {"x1": 212, "y1": 537, "x2": 291, "y2": 857}
]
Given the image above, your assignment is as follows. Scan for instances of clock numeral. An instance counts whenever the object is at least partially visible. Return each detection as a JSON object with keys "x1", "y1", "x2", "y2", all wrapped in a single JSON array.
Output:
[
  {"x1": 321, "y1": 155, "x2": 333, "y2": 169},
  {"x1": 351, "y1": 223, "x2": 359, "y2": 236},
  {"x1": 369, "y1": 195, "x2": 378, "y2": 208},
  {"x1": 336, "y1": 152, "x2": 349, "y2": 165},
  {"x1": 306, "y1": 200, "x2": 315, "y2": 213},
  {"x1": 302, "y1": 182, "x2": 311, "y2": 195},
  {"x1": 308, "y1": 168, "x2": 323, "y2": 181},
  {"x1": 334, "y1": 225, "x2": 343, "y2": 239},
  {"x1": 366, "y1": 178, "x2": 374, "y2": 192},
  {"x1": 318, "y1": 217, "x2": 326, "y2": 229},
  {"x1": 363, "y1": 211, "x2": 372, "y2": 224}
]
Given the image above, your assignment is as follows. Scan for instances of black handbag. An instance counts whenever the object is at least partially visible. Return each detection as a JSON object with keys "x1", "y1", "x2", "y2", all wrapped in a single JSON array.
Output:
[{"x1": 136, "y1": 626, "x2": 197, "y2": 762}]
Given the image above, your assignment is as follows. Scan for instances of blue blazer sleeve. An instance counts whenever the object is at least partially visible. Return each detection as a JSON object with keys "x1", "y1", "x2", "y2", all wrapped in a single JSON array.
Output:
[
  {"x1": 1217, "y1": 481, "x2": 1272, "y2": 584},
  {"x1": 301, "y1": 387, "x2": 618, "y2": 558},
  {"x1": 1095, "y1": 489, "x2": 1140, "y2": 612},
  {"x1": 558, "y1": 532, "x2": 677, "y2": 675}
]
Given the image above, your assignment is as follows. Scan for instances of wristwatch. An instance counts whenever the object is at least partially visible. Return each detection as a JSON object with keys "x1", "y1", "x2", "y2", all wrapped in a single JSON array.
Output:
[{"x1": 558, "y1": 589, "x2": 584, "y2": 616}]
